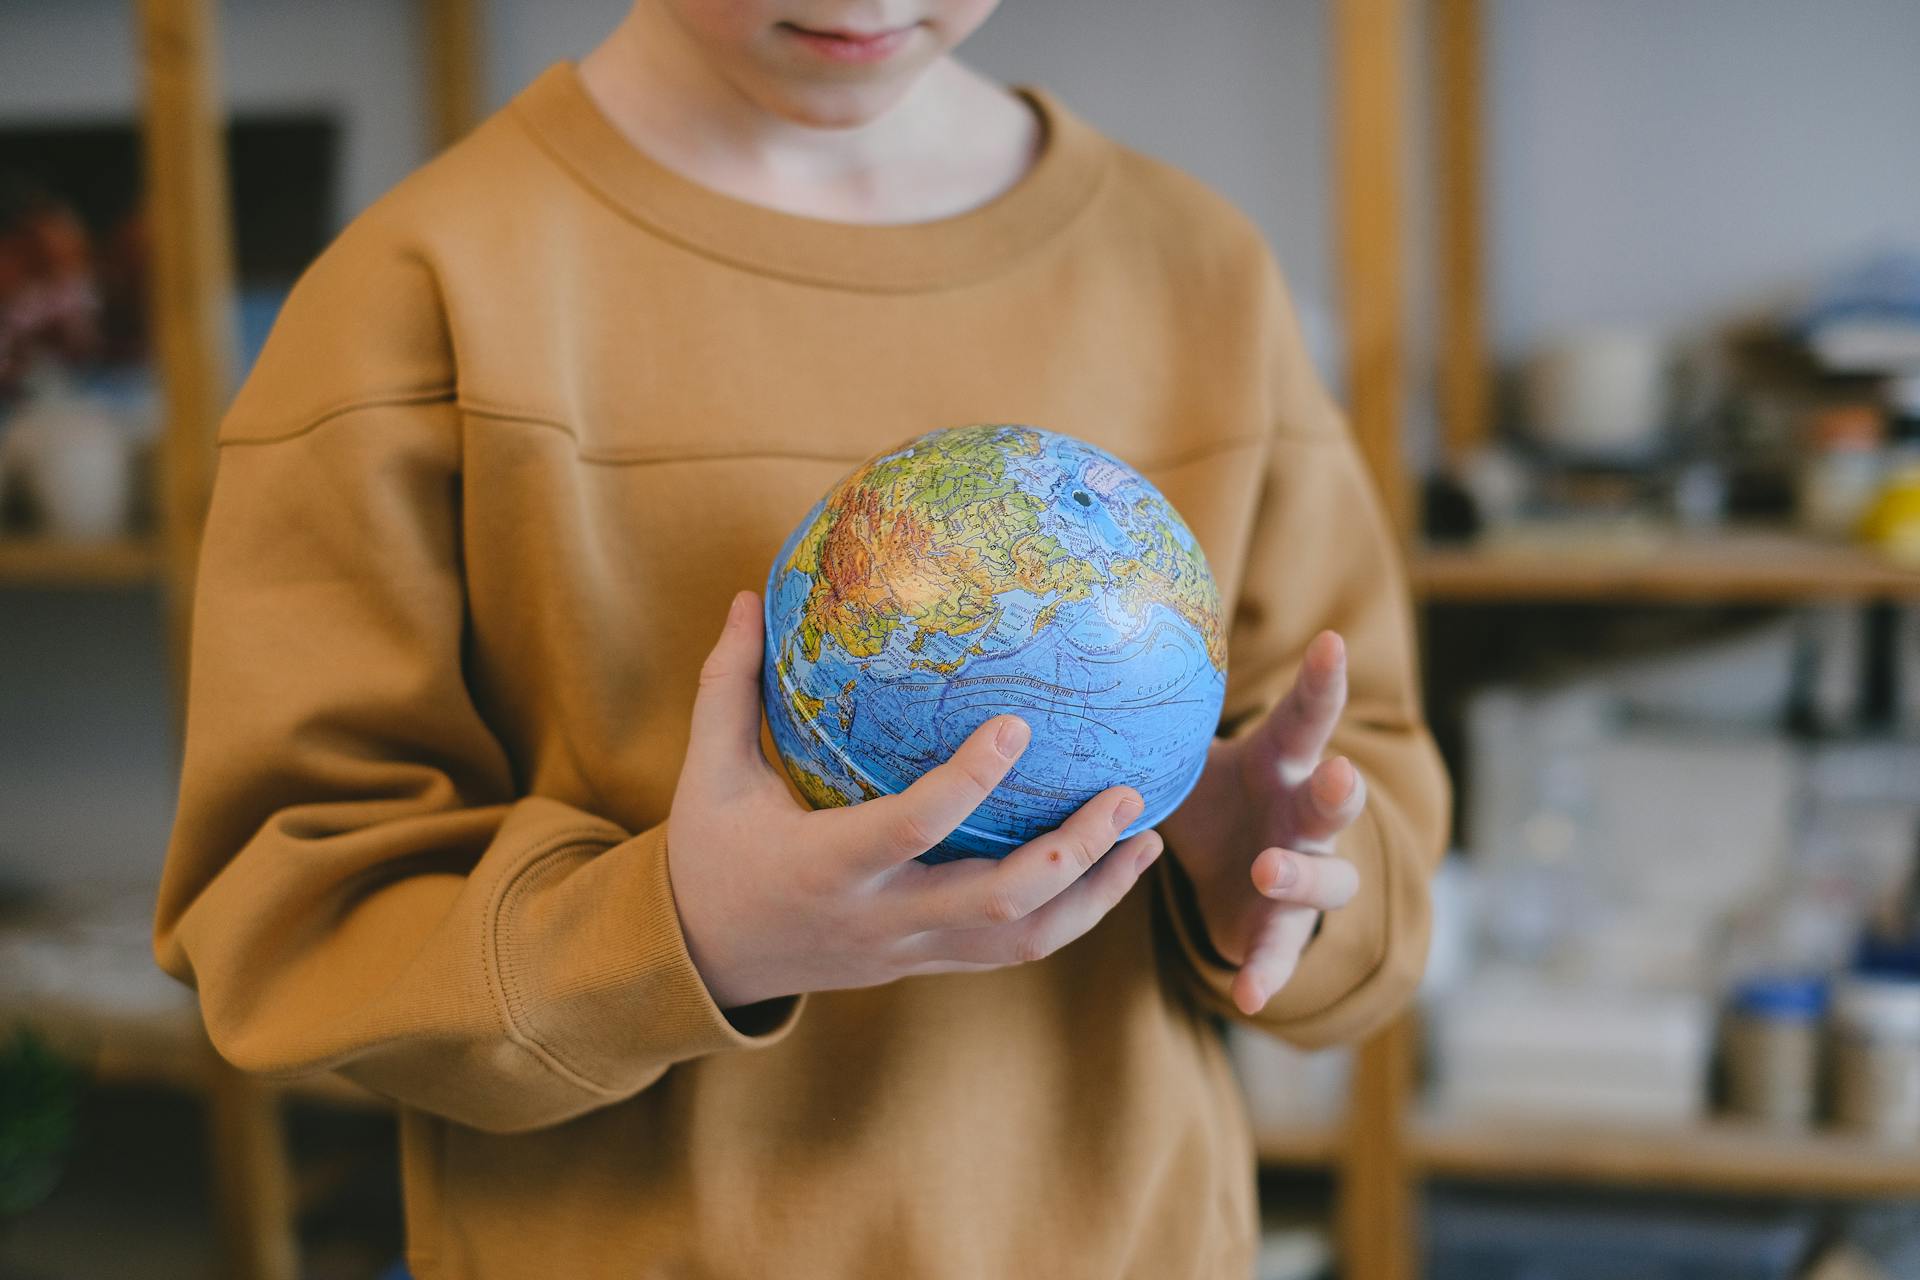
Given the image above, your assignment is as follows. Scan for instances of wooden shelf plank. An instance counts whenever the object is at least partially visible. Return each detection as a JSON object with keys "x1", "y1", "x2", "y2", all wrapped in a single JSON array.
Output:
[
  {"x1": 0, "y1": 535, "x2": 165, "y2": 586},
  {"x1": 1253, "y1": 1123, "x2": 1346, "y2": 1168},
  {"x1": 1416, "y1": 524, "x2": 1920, "y2": 603},
  {"x1": 1413, "y1": 1112, "x2": 1920, "y2": 1198}
]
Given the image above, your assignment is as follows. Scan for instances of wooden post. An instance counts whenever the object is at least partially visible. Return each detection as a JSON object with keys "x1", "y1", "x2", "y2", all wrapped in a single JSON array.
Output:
[
  {"x1": 202, "y1": 1039, "x2": 299, "y2": 1280},
  {"x1": 1340, "y1": 1013, "x2": 1420, "y2": 1280},
  {"x1": 1333, "y1": 3, "x2": 1419, "y2": 1280},
  {"x1": 422, "y1": 0, "x2": 486, "y2": 152},
  {"x1": 134, "y1": 8, "x2": 292, "y2": 1279},
  {"x1": 1435, "y1": 0, "x2": 1491, "y2": 465},
  {"x1": 1333, "y1": 0, "x2": 1412, "y2": 544},
  {"x1": 136, "y1": 0, "x2": 237, "y2": 720}
]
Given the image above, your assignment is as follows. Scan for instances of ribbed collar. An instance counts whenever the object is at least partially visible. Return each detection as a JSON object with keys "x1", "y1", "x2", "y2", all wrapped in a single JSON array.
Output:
[{"x1": 507, "y1": 60, "x2": 1112, "y2": 293}]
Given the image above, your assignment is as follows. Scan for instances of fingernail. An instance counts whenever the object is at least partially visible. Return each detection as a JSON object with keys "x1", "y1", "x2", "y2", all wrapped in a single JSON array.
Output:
[
  {"x1": 727, "y1": 591, "x2": 749, "y2": 625},
  {"x1": 1270, "y1": 854, "x2": 1299, "y2": 892},
  {"x1": 1112, "y1": 794, "x2": 1144, "y2": 832},
  {"x1": 994, "y1": 717, "x2": 1030, "y2": 758},
  {"x1": 1135, "y1": 835, "x2": 1163, "y2": 874}
]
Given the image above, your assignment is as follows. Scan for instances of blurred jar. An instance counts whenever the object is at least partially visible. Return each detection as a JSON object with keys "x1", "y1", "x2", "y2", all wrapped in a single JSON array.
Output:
[
  {"x1": 1831, "y1": 974, "x2": 1920, "y2": 1139},
  {"x1": 1520, "y1": 328, "x2": 1673, "y2": 461},
  {"x1": 1797, "y1": 403, "x2": 1885, "y2": 539},
  {"x1": 1723, "y1": 976, "x2": 1827, "y2": 1129},
  {"x1": 0, "y1": 364, "x2": 132, "y2": 541}
]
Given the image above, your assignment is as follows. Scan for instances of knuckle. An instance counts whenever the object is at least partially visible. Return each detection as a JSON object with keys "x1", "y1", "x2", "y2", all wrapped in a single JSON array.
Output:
[
  {"x1": 892, "y1": 807, "x2": 940, "y2": 855},
  {"x1": 696, "y1": 652, "x2": 734, "y2": 689},
  {"x1": 953, "y1": 750, "x2": 1003, "y2": 796},
  {"x1": 1286, "y1": 858, "x2": 1319, "y2": 900},
  {"x1": 1013, "y1": 927, "x2": 1056, "y2": 966},
  {"x1": 1066, "y1": 829, "x2": 1103, "y2": 872},
  {"x1": 980, "y1": 886, "x2": 1024, "y2": 927}
]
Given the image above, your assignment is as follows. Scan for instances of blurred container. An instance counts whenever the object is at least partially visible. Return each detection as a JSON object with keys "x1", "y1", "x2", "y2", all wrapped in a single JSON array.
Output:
[
  {"x1": 1857, "y1": 446, "x2": 1920, "y2": 566},
  {"x1": 0, "y1": 366, "x2": 134, "y2": 540},
  {"x1": 1429, "y1": 971, "x2": 1713, "y2": 1124},
  {"x1": 1831, "y1": 974, "x2": 1920, "y2": 1139},
  {"x1": 1722, "y1": 975, "x2": 1827, "y2": 1129},
  {"x1": 1797, "y1": 403, "x2": 1885, "y2": 538},
  {"x1": 1520, "y1": 328, "x2": 1673, "y2": 461}
]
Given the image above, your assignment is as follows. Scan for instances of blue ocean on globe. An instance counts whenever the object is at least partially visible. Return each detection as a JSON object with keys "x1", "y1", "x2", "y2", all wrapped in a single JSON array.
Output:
[{"x1": 762, "y1": 424, "x2": 1228, "y2": 862}]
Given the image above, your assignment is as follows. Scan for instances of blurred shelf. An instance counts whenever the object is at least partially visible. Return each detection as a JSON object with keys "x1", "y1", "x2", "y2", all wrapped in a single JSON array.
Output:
[
  {"x1": 1, "y1": 886, "x2": 389, "y2": 1112},
  {"x1": 1410, "y1": 1111, "x2": 1920, "y2": 1198},
  {"x1": 1253, "y1": 1122, "x2": 1346, "y2": 1168},
  {"x1": 1415, "y1": 523, "x2": 1920, "y2": 603},
  {"x1": 0, "y1": 534, "x2": 164, "y2": 586}
]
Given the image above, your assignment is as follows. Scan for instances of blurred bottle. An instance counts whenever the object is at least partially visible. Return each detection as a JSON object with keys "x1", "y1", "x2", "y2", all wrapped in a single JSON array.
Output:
[
  {"x1": 1797, "y1": 402, "x2": 1885, "y2": 539},
  {"x1": 1857, "y1": 445, "x2": 1920, "y2": 566}
]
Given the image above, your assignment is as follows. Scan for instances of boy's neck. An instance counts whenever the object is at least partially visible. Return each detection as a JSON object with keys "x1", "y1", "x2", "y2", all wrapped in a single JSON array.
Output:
[{"x1": 576, "y1": 7, "x2": 1041, "y2": 225}]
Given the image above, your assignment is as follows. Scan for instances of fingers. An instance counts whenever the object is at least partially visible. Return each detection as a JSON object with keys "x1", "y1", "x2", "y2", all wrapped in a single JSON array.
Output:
[
  {"x1": 686, "y1": 591, "x2": 769, "y2": 778},
  {"x1": 1231, "y1": 824, "x2": 1363, "y2": 1014},
  {"x1": 828, "y1": 715, "x2": 1031, "y2": 871},
  {"x1": 1250, "y1": 845, "x2": 1360, "y2": 910},
  {"x1": 1284, "y1": 756, "x2": 1369, "y2": 853},
  {"x1": 1251, "y1": 630, "x2": 1347, "y2": 781},
  {"x1": 897, "y1": 784, "x2": 1145, "y2": 930},
  {"x1": 915, "y1": 829, "x2": 1164, "y2": 968},
  {"x1": 1230, "y1": 908, "x2": 1317, "y2": 1015}
]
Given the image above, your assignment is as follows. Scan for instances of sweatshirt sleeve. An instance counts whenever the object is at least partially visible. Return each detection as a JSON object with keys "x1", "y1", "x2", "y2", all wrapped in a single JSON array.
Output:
[
  {"x1": 1153, "y1": 249, "x2": 1452, "y2": 1050},
  {"x1": 150, "y1": 224, "x2": 802, "y2": 1136}
]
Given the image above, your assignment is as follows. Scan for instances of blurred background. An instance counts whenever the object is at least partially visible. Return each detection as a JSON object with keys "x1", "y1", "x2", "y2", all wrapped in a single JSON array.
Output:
[{"x1": 2, "y1": 2, "x2": 1918, "y2": 1278}]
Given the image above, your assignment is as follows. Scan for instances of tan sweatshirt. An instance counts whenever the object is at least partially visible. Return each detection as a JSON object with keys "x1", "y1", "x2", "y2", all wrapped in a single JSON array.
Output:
[{"x1": 152, "y1": 61, "x2": 1451, "y2": 1279}]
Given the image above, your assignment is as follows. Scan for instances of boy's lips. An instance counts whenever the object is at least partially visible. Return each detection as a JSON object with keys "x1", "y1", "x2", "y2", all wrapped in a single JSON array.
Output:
[{"x1": 777, "y1": 20, "x2": 920, "y2": 64}]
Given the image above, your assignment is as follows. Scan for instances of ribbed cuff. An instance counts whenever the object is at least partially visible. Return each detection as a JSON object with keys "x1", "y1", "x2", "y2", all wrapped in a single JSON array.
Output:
[{"x1": 490, "y1": 821, "x2": 804, "y2": 1099}]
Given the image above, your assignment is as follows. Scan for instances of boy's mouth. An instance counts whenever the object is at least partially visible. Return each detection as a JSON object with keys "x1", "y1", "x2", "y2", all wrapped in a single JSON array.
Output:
[{"x1": 776, "y1": 20, "x2": 921, "y2": 65}]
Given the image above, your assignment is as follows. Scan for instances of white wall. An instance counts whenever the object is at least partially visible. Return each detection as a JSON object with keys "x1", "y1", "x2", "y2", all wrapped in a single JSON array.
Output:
[{"x1": 1487, "y1": 0, "x2": 1920, "y2": 354}]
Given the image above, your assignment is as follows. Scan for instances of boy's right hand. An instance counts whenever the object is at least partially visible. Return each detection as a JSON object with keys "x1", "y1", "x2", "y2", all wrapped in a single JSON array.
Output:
[{"x1": 666, "y1": 590, "x2": 1165, "y2": 1012}]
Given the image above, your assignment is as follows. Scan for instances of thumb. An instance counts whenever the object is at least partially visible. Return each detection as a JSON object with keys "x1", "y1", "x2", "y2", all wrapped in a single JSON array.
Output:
[{"x1": 687, "y1": 590, "x2": 768, "y2": 778}]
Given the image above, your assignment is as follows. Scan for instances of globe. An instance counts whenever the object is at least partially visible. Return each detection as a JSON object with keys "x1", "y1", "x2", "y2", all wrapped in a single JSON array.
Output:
[{"x1": 762, "y1": 424, "x2": 1228, "y2": 862}]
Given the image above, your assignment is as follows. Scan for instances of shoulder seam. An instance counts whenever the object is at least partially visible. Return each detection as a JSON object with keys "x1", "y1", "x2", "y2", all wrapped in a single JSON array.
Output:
[
  {"x1": 218, "y1": 392, "x2": 1318, "y2": 468},
  {"x1": 459, "y1": 399, "x2": 1270, "y2": 471},
  {"x1": 217, "y1": 386, "x2": 458, "y2": 447}
]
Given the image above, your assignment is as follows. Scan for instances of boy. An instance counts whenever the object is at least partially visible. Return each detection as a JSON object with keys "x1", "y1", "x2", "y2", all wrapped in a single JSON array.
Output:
[{"x1": 152, "y1": 2, "x2": 1451, "y2": 1276}]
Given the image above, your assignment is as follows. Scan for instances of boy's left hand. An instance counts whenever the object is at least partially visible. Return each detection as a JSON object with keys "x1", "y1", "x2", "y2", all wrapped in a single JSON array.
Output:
[{"x1": 1158, "y1": 630, "x2": 1365, "y2": 1016}]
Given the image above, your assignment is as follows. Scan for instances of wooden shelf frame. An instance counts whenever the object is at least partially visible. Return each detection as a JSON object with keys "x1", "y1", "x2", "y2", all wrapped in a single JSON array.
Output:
[
  {"x1": 1, "y1": 4, "x2": 486, "y2": 1278},
  {"x1": 1413, "y1": 1112, "x2": 1920, "y2": 1200},
  {"x1": 0, "y1": 535, "x2": 165, "y2": 586},
  {"x1": 1259, "y1": 1109, "x2": 1920, "y2": 1201},
  {"x1": 1314, "y1": 1, "x2": 1920, "y2": 1275},
  {"x1": 1415, "y1": 524, "x2": 1920, "y2": 603}
]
